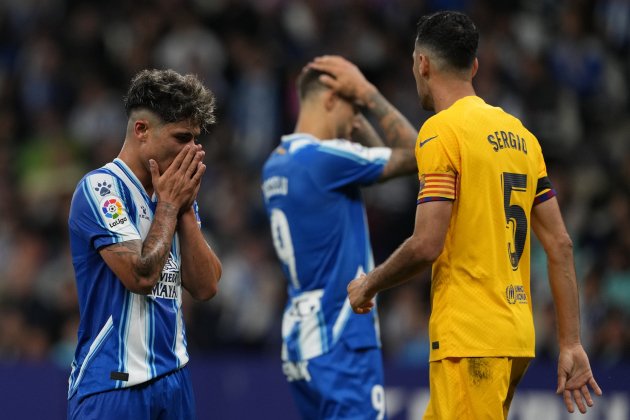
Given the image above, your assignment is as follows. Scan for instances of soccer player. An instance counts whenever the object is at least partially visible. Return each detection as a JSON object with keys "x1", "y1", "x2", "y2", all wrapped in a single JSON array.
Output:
[
  {"x1": 67, "y1": 69, "x2": 222, "y2": 419},
  {"x1": 262, "y1": 56, "x2": 418, "y2": 419},
  {"x1": 347, "y1": 11, "x2": 602, "y2": 419}
]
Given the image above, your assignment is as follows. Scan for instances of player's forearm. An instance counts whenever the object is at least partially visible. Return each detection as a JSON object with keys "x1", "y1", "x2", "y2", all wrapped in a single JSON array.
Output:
[
  {"x1": 178, "y1": 210, "x2": 221, "y2": 301},
  {"x1": 547, "y1": 242, "x2": 582, "y2": 348},
  {"x1": 134, "y1": 202, "x2": 179, "y2": 289},
  {"x1": 365, "y1": 237, "x2": 434, "y2": 296},
  {"x1": 352, "y1": 113, "x2": 385, "y2": 147},
  {"x1": 362, "y1": 88, "x2": 417, "y2": 150}
]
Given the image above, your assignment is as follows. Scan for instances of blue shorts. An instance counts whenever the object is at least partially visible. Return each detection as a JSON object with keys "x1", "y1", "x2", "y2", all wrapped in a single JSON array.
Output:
[
  {"x1": 284, "y1": 341, "x2": 386, "y2": 420},
  {"x1": 67, "y1": 366, "x2": 195, "y2": 420}
]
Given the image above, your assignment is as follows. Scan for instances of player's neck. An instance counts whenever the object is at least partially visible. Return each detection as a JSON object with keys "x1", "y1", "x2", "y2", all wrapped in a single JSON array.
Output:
[
  {"x1": 117, "y1": 144, "x2": 154, "y2": 196},
  {"x1": 294, "y1": 111, "x2": 335, "y2": 140},
  {"x1": 431, "y1": 79, "x2": 476, "y2": 113}
]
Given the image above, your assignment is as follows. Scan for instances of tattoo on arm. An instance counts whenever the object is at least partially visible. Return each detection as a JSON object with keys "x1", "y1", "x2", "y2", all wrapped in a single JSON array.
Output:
[
  {"x1": 100, "y1": 202, "x2": 179, "y2": 291},
  {"x1": 135, "y1": 202, "x2": 178, "y2": 282},
  {"x1": 364, "y1": 91, "x2": 417, "y2": 149}
]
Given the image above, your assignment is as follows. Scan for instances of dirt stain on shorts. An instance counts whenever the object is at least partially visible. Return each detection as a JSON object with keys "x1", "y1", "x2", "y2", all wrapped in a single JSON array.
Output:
[{"x1": 468, "y1": 358, "x2": 492, "y2": 385}]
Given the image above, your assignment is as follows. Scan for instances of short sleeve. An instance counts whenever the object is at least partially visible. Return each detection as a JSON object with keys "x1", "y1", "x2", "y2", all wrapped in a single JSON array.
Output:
[
  {"x1": 309, "y1": 139, "x2": 392, "y2": 190},
  {"x1": 69, "y1": 173, "x2": 141, "y2": 250},
  {"x1": 415, "y1": 118, "x2": 460, "y2": 204},
  {"x1": 532, "y1": 141, "x2": 557, "y2": 206}
]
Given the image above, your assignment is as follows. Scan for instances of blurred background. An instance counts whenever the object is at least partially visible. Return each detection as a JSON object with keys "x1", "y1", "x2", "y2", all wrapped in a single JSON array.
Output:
[{"x1": 0, "y1": 0, "x2": 629, "y2": 419}]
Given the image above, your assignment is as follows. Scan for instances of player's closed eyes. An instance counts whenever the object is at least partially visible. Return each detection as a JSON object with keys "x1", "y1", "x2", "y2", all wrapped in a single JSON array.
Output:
[{"x1": 174, "y1": 133, "x2": 195, "y2": 143}]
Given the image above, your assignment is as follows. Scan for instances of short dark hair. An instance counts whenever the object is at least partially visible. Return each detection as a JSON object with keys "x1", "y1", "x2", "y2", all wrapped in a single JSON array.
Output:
[
  {"x1": 124, "y1": 69, "x2": 216, "y2": 131},
  {"x1": 415, "y1": 11, "x2": 479, "y2": 70},
  {"x1": 296, "y1": 67, "x2": 333, "y2": 101}
]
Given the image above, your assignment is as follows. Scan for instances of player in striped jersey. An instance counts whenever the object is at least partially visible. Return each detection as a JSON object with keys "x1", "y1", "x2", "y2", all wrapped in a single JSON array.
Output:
[
  {"x1": 67, "y1": 69, "x2": 222, "y2": 419},
  {"x1": 262, "y1": 56, "x2": 418, "y2": 419},
  {"x1": 348, "y1": 11, "x2": 601, "y2": 419}
]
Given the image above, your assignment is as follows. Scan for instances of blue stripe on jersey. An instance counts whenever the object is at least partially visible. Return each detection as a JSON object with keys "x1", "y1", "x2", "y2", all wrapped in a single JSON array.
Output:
[
  {"x1": 149, "y1": 300, "x2": 156, "y2": 378},
  {"x1": 145, "y1": 300, "x2": 151, "y2": 379},
  {"x1": 181, "y1": 311, "x2": 189, "y2": 361},
  {"x1": 287, "y1": 323, "x2": 300, "y2": 361},
  {"x1": 318, "y1": 311, "x2": 328, "y2": 353},
  {"x1": 116, "y1": 292, "x2": 131, "y2": 389},
  {"x1": 171, "y1": 298, "x2": 179, "y2": 368},
  {"x1": 81, "y1": 181, "x2": 105, "y2": 230},
  {"x1": 113, "y1": 173, "x2": 135, "y2": 222}
]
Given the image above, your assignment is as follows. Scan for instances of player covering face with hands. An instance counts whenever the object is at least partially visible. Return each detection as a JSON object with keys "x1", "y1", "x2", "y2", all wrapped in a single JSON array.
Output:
[
  {"x1": 347, "y1": 10, "x2": 601, "y2": 419},
  {"x1": 67, "y1": 69, "x2": 221, "y2": 420}
]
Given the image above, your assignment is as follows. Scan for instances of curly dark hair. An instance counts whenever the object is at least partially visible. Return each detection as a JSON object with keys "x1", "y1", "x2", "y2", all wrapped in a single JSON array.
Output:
[
  {"x1": 415, "y1": 11, "x2": 479, "y2": 71},
  {"x1": 123, "y1": 69, "x2": 216, "y2": 132}
]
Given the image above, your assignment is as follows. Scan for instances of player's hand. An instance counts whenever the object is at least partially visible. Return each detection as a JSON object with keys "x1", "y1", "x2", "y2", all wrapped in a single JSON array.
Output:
[
  {"x1": 150, "y1": 144, "x2": 206, "y2": 214},
  {"x1": 308, "y1": 55, "x2": 376, "y2": 106},
  {"x1": 556, "y1": 344, "x2": 602, "y2": 414},
  {"x1": 347, "y1": 274, "x2": 376, "y2": 314}
]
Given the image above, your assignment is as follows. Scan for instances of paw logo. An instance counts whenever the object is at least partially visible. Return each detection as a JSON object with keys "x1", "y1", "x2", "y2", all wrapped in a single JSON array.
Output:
[
  {"x1": 95, "y1": 182, "x2": 112, "y2": 196},
  {"x1": 101, "y1": 198, "x2": 123, "y2": 219}
]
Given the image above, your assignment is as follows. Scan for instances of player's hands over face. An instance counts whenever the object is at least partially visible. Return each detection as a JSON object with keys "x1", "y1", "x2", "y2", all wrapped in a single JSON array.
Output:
[
  {"x1": 308, "y1": 55, "x2": 376, "y2": 106},
  {"x1": 347, "y1": 273, "x2": 376, "y2": 314},
  {"x1": 149, "y1": 144, "x2": 206, "y2": 213},
  {"x1": 556, "y1": 344, "x2": 602, "y2": 414}
]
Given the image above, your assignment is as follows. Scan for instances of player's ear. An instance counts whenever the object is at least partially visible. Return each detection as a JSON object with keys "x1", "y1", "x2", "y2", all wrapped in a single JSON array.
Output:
[
  {"x1": 133, "y1": 119, "x2": 150, "y2": 141},
  {"x1": 323, "y1": 90, "x2": 337, "y2": 112},
  {"x1": 471, "y1": 57, "x2": 479, "y2": 79},
  {"x1": 419, "y1": 54, "x2": 430, "y2": 78}
]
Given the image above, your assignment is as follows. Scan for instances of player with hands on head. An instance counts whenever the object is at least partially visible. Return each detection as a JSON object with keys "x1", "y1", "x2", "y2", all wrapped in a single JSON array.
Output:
[
  {"x1": 347, "y1": 11, "x2": 601, "y2": 419},
  {"x1": 67, "y1": 68, "x2": 222, "y2": 420},
  {"x1": 262, "y1": 55, "x2": 417, "y2": 419}
]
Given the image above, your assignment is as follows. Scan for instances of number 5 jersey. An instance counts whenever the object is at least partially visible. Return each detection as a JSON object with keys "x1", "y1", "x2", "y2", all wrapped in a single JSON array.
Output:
[{"x1": 415, "y1": 96, "x2": 556, "y2": 361}]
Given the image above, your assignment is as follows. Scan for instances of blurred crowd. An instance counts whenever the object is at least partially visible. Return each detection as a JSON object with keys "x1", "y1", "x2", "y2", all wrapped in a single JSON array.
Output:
[{"x1": 0, "y1": 0, "x2": 629, "y2": 370}]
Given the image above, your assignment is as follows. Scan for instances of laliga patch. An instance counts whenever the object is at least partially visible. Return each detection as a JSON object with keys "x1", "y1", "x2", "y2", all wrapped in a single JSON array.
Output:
[{"x1": 99, "y1": 196, "x2": 129, "y2": 232}]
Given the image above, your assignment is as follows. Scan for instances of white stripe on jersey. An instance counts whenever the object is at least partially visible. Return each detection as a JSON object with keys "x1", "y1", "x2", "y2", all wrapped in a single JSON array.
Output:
[
  {"x1": 70, "y1": 316, "x2": 114, "y2": 395},
  {"x1": 319, "y1": 139, "x2": 392, "y2": 164},
  {"x1": 332, "y1": 266, "x2": 364, "y2": 343},
  {"x1": 125, "y1": 294, "x2": 149, "y2": 385},
  {"x1": 282, "y1": 289, "x2": 329, "y2": 360}
]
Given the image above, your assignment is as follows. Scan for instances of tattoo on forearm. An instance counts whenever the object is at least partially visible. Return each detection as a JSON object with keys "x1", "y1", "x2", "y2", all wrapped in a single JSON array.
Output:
[
  {"x1": 136, "y1": 202, "x2": 178, "y2": 284},
  {"x1": 365, "y1": 91, "x2": 417, "y2": 149},
  {"x1": 104, "y1": 241, "x2": 141, "y2": 257}
]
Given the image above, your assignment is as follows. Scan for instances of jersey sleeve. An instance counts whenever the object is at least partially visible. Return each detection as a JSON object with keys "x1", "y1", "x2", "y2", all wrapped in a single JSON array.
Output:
[
  {"x1": 415, "y1": 118, "x2": 461, "y2": 204},
  {"x1": 192, "y1": 200, "x2": 202, "y2": 229},
  {"x1": 309, "y1": 139, "x2": 392, "y2": 190},
  {"x1": 69, "y1": 173, "x2": 141, "y2": 250},
  {"x1": 532, "y1": 140, "x2": 557, "y2": 206}
]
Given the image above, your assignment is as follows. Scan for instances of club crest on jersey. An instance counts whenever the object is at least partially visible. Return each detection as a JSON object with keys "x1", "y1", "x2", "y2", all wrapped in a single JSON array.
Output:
[
  {"x1": 94, "y1": 181, "x2": 112, "y2": 196},
  {"x1": 150, "y1": 256, "x2": 180, "y2": 300},
  {"x1": 99, "y1": 196, "x2": 129, "y2": 231}
]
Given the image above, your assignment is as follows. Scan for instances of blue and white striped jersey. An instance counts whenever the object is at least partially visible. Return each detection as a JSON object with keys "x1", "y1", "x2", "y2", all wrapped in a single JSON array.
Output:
[
  {"x1": 67, "y1": 158, "x2": 189, "y2": 401},
  {"x1": 262, "y1": 134, "x2": 392, "y2": 362}
]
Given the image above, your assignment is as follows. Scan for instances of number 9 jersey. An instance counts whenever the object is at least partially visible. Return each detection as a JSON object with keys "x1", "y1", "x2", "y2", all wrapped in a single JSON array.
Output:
[
  {"x1": 415, "y1": 96, "x2": 556, "y2": 362},
  {"x1": 262, "y1": 133, "x2": 391, "y2": 363}
]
